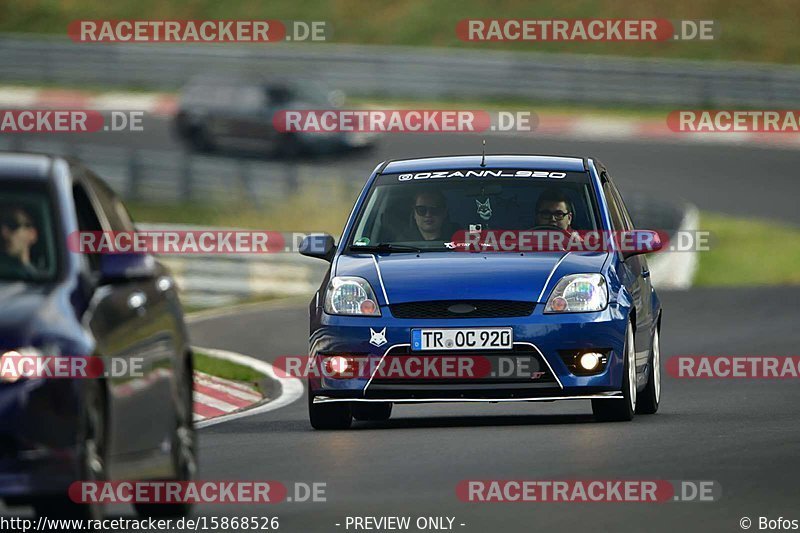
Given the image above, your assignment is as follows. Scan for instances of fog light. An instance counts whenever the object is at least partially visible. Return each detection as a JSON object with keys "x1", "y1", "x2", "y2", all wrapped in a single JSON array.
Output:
[
  {"x1": 324, "y1": 355, "x2": 354, "y2": 378},
  {"x1": 579, "y1": 352, "x2": 602, "y2": 371}
]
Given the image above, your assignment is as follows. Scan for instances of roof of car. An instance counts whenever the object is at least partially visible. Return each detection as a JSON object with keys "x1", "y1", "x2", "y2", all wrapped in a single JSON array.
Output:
[
  {"x1": 0, "y1": 152, "x2": 56, "y2": 181},
  {"x1": 381, "y1": 155, "x2": 587, "y2": 174}
]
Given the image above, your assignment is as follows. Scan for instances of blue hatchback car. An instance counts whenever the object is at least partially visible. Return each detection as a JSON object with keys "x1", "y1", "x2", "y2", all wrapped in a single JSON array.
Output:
[
  {"x1": 301, "y1": 155, "x2": 662, "y2": 429},
  {"x1": 0, "y1": 153, "x2": 195, "y2": 518}
]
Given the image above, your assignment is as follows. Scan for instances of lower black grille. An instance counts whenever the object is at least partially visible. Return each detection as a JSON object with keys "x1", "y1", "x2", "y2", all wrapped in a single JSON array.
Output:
[
  {"x1": 369, "y1": 344, "x2": 559, "y2": 386},
  {"x1": 390, "y1": 300, "x2": 535, "y2": 319}
]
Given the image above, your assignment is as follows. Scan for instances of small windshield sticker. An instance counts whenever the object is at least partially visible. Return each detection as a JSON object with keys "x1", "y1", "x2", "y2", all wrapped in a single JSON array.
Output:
[
  {"x1": 476, "y1": 198, "x2": 493, "y2": 220},
  {"x1": 354, "y1": 237, "x2": 370, "y2": 246}
]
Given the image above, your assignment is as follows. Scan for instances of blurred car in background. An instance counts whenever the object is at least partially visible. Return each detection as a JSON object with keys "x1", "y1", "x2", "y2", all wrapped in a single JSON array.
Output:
[
  {"x1": 174, "y1": 75, "x2": 376, "y2": 157},
  {"x1": 0, "y1": 152, "x2": 195, "y2": 519}
]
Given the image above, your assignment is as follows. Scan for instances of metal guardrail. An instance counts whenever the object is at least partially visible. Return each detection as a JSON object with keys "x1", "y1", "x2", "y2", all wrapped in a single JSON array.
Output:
[
  {"x1": 0, "y1": 136, "x2": 363, "y2": 206},
  {"x1": 1, "y1": 33, "x2": 800, "y2": 106}
]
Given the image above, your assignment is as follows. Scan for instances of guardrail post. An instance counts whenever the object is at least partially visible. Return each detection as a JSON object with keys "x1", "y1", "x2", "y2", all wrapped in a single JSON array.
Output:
[
  {"x1": 127, "y1": 149, "x2": 141, "y2": 200},
  {"x1": 284, "y1": 163, "x2": 299, "y2": 195},
  {"x1": 237, "y1": 159, "x2": 261, "y2": 208},
  {"x1": 180, "y1": 151, "x2": 193, "y2": 200}
]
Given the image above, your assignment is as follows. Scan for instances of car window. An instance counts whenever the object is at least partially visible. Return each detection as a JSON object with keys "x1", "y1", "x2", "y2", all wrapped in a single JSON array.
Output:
[
  {"x1": 349, "y1": 171, "x2": 600, "y2": 251},
  {"x1": 267, "y1": 86, "x2": 293, "y2": 106},
  {"x1": 238, "y1": 85, "x2": 266, "y2": 109},
  {"x1": 609, "y1": 182, "x2": 635, "y2": 231},
  {"x1": 602, "y1": 180, "x2": 627, "y2": 232},
  {"x1": 72, "y1": 181, "x2": 104, "y2": 272},
  {"x1": 85, "y1": 172, "x2": 134, "y2": 232},
  {"x1": 0, "y1": 182, "x2": 59, "y2": 282}
]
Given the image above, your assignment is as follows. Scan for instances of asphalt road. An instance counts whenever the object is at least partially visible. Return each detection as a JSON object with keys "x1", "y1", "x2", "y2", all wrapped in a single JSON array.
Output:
[{"x1": 185, "y1": 287, "x2": 800, "y2": 533}]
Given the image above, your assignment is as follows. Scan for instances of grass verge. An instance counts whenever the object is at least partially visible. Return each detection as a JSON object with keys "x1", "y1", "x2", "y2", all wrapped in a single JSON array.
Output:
[
  {"x1": 696, "y1": 212, "x2": 800, "y2": 286},
  {"x1": 193, "y1": 349, "x2": 266, "y2": 394},
  {"x1": 2, "y1": 1, "x2": 799, "y2": 63}
]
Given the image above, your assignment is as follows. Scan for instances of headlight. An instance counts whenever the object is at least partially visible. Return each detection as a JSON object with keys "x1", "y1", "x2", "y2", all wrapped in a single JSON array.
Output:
[
  {"x1": 1, "y1": 347, "x2": 44, "y2": 383},
  {"x1": 324, "y1": 277, "x2": 381, "y2": 316},
  {"x1": 544, "y1": 274, "x2": 608, "y2": 313}
]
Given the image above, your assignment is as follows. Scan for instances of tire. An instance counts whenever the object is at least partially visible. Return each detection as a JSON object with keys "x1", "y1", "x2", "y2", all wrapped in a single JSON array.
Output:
[
  {"x1": 188, "y1": 126, "x2": 215, "y2": 152},
  {"x1": 33, "y1": 380, "x2": 108, "y2": 520},
  {"x1": 352, "y1": 402, "x2": 393, "y2": 422},
  {"x1": 273, "y1": 133, "x2": 302, "y2": 159},
  {"x1": 308, "y1": 392, "x2": 352, "y2": 430},
  {"x1": 636, "y1": 326, "x2": 661, "y2": 414},
  {"x1": 134, "y1": 353, "x2": 197, "y2": 518},
  {"x1": 592, "y1": 321, "x2": 637, "y2": 422}
]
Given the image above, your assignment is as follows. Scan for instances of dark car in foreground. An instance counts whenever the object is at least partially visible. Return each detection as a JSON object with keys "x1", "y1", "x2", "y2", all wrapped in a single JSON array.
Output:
[
  {"x1": 301, "y1": 154, "x2": 662, "y2": 429},
  {"x1": 0, "y1": 152, "x2": 195, "y2": 518},
  {"x1": 174, "y1": 75, "x2": 376, "y2": 157}
]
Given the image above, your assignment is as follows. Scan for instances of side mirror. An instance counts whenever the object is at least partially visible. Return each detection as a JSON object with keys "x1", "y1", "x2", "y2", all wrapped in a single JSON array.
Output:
[
  {"x1": 98, "y1": 253, "x2": 156, "y2": 284},
  {"x1": 620, "y1": 230, "x2": 663, "y2": 259},
  {"x1": 299, "y1": 234, "x2": 336, "y2": 262}
]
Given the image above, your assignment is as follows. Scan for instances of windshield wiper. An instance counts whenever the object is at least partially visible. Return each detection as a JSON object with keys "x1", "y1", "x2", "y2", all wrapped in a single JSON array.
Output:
[{"x1": 350, "y1": 243, "x2": 422, "y2": 253}]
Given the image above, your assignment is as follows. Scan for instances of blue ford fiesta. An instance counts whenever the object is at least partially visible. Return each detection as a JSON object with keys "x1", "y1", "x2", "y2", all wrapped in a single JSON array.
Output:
[{"x1": 300, "y1": 155, "x2": 662, "y2": 429}]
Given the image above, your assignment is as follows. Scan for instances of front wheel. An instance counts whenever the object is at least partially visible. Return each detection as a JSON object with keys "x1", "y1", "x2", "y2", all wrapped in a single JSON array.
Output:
[
  {"x1": 308, "y1": 392, "x2": 352, "y2": 430},
  {"x1": 134, "y1": 353, "x2": 197, "y2": 518},
  {"x1": 33, "y1": 380, "x2": 108, "y2": 520},
  {"x1": 592, "y1": 322, "x2": 636, "y2": 422},
  {"x1": 636, "y1": 327, "x2": 661, "y2": 414}
]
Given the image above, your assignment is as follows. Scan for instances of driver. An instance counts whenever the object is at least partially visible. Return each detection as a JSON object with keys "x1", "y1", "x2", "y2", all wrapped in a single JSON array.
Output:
[
  {"x1": 0, "y1": 205, "x2": 39, "y2": 278},
  {"x1": 534, "y1": 189, "x2": 575, "y2": 232},
  {"x1": 404, "y1": 190, "x2": 459, "y2": 242}
]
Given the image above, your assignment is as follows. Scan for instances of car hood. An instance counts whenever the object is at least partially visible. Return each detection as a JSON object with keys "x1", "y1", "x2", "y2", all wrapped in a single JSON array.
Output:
[
  {"x1": 335, "y1": 252, "x2": 608, "y2": 304},
  {"x1": 0, "y1": 280, "x2": 82, "y2": 350}
]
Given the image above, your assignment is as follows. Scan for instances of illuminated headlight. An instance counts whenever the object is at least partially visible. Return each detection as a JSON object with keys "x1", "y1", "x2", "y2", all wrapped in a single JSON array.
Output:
[
  {"x1": 324, "y1": 277, "x2": 381, "y2": 316},
  {"x1": 544, "y1": 274, "x2": 608, "y2": 313},
  {"x1": 0, "y1": 347, "x2": 44, "y2": 383}
]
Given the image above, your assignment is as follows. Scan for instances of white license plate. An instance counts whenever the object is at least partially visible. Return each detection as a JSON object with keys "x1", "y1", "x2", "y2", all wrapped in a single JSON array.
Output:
[{"x1": 411, "y1": 328, "x2": 513, "y2": 351}]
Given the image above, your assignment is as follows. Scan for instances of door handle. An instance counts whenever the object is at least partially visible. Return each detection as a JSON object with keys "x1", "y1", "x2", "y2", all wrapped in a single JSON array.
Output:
[
  {"x1": 128, "y1": 291, "x2": 148, "y2": 311},
  {"x1": 641, "y1": 268, "x2": 651, "y2": 278}
]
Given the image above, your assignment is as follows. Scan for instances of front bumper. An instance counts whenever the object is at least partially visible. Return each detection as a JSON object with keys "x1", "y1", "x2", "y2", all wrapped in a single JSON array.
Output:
[{"x1": 309, "y1": 302, "x2": 630, "y2": 403}]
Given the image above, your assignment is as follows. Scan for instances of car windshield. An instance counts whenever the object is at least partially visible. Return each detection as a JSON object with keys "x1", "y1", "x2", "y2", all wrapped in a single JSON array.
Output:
[
  {"x1": 0, "y1": 183, "x2": 59, "y2": 282},
  {"x1": 348, "y1": 170, "x2": 600, "y2": 252}
]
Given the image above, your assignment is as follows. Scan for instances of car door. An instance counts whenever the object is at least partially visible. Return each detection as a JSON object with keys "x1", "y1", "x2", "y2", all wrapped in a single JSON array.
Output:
[
  {"x1": 73, "y1": 169, "x2": 176, "y2": 478},
  {"x1": 600, "y1": 175, "x2": 650, "y2": 377}
]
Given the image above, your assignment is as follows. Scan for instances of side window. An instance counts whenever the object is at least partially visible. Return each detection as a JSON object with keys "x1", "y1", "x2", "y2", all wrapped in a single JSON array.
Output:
[
  {"x1": 609, "y1": 182, "x2": 635, "y2": 231},
  {"x1": 72, "y1": 182, "x2": 104, "y2": 272},
  {"x1": 602, "y1": 180, "x2": 626, "y2": 232},
  {"x1": 86, "y1": 173, "x2": 134, "y2": 232}
]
